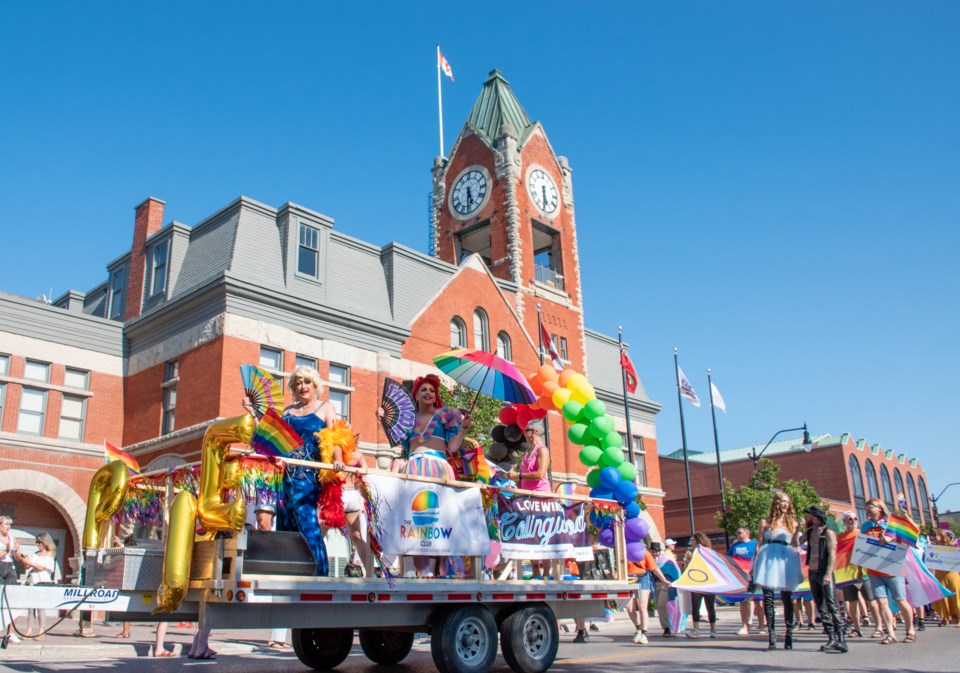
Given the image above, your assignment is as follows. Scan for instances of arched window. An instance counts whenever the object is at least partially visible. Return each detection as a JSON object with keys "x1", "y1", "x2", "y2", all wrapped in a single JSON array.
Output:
[
  {"x1": 880, "y1": 465, "x2": 894, "y2": 512},
  {"x1": 450, "y1": 317, "x2": 467, "y2": 348},
  {"x1": 865, "y1": 459, "x2": 879, "y2": 500},
  {"x1": 907, "y1": 474, "x2": 920, "y2": 522},
  {"x1": 893, "y1": 468, "x2": 906, "y2": 511},
  {"x1": 473, "y1": 308, "x2": 489, "y2": 351},
  {"x1": 496, "y1": 331, "x2": 512, "y2": 361},
  {"x1": 918, "y1": 476, "x2": 932, "y2": 524},
  {"x1": 849, "y1": 455, "x2": 866, "y2": 521}
]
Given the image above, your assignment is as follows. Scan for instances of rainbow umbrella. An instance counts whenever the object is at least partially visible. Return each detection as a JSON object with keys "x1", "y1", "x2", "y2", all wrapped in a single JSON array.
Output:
[{"x1": 433, "y1": 348, "x2": 537, "y2": 411}]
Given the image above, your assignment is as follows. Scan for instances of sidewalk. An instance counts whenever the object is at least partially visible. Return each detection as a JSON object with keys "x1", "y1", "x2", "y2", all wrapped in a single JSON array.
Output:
[{"x1": 0, "y1": 618, "x2": 276, "y2": 660}]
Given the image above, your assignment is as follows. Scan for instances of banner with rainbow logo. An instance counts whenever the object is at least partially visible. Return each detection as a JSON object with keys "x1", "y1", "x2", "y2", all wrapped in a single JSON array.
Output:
[{"x1": 367, "y1": 475, "x2": 490, "y2": 557}]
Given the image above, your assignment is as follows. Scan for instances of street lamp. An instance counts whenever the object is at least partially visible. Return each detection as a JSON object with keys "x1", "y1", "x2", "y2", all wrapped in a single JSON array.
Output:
[
  {"x1": 750, "y1": 422, "x2": 812, "y2": 471},
  {"x1": 931, "y1": 482, "x2": 960, "y2": 527}
]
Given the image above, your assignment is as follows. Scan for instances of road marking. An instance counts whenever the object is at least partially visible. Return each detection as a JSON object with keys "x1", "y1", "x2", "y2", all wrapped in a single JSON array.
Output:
[{"x1": 556, "y1": 646, "x2": 672, "y2": 664}]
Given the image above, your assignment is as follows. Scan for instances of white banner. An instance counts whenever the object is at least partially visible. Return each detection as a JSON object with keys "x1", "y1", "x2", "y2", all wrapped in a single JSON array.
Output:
[
  {"x1": 851, "y1": 533, "x2": 907, "y2": 575},
  {"x1": 368, "y1": 475, "x2": 490, "y2": 556},
  {"x1": 924, "y1": 544, "x2": 960, "y2": 572}
]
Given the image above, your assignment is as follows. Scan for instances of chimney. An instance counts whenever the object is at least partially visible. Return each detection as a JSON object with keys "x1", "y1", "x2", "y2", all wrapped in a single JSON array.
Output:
[{"x1": 124, "y1": 197, "x2": 165, "y2": 321}]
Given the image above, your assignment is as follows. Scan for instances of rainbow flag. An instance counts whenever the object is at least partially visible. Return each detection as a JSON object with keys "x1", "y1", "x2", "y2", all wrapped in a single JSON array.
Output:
[
  {"x1": 885, "y1": 513, "x2": 920, "y2": 548},
  {"x1": 105, "y1": 441, "x2": 140, "y2": 474},
  {"x1": 249, "y1": 408, "x2": 302, "y2": 457}
]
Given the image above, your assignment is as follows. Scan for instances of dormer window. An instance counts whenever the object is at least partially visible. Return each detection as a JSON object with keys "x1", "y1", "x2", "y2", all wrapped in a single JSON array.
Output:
[
  {"x1": 150, "y1": 240, "x2": 169, "y2": 296},
  {"x1": 298, "y1": 223, "x2": 320, "y2": 278}
]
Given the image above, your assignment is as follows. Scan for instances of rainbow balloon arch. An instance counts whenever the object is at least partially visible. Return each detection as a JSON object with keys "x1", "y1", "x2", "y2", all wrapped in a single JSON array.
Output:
[{"x1": 495, "y1": 364, "x2": 650, "y2": 562}]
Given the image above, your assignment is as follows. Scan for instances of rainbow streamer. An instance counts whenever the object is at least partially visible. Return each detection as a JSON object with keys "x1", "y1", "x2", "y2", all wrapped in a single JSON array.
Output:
[
  {"x1": 105, "y1": 441, "x2": 140, "y2": 474},
  {"x1": 886, "y1": 513, "x2": 920, "y2": 548},
  {"x1": 250, "y1": 408, "x2": 302, "y2": 457}
]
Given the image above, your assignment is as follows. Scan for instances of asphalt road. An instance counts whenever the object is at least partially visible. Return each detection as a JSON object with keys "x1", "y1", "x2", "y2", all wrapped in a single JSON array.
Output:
[{"x1": 0, "y1": 608, "x2": 955, "y2": 673}]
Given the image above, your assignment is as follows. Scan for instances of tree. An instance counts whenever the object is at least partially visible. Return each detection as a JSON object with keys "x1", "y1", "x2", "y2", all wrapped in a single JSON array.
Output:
[
  {"x1": 716, "y1": 458, "x2": 825, "y2": 538},
  {"x1": 447, "y1": 383, "x2": 502, "y2": 448}
]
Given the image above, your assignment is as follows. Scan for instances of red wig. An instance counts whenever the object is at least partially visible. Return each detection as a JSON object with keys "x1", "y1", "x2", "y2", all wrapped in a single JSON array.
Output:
[{"x1": 412, "y1": 374, "x2": 444, "y2": 409}]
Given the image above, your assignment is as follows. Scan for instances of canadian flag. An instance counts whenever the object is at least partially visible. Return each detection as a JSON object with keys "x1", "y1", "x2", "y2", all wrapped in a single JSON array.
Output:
[
  {"x1": 540, "y1": 323, "x2": 564, "y2": 371},
  {"x1": 438, "y1": 48, "x2": 454, "y2": 81},
  {"x1": 620, "y1": 346, "x2": 638, "y2": 394}
]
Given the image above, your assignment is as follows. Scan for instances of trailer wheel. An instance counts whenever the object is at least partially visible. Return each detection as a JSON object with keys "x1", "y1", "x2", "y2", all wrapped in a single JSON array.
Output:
[
  {"x1": 430, "y1": 606, "x2": 498, "y2": 673},
  {"x1": 292, "y1": 627, "x2": 354, "y2": 670},
  {"x1": 359, "y1": 629, "x2": 414, "y2": 665},
  {"x1": 499, "y1": 604, "x2": 559, "y2": 673}
]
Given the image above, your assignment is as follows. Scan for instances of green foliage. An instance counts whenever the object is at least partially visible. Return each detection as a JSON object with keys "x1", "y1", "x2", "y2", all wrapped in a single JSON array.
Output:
[
  {"x1": 447, "y1": 382, "x2": 502, "y2": 448},
  {"x1": 715, "y1": 458, "x2": 826, "y2": 537}
]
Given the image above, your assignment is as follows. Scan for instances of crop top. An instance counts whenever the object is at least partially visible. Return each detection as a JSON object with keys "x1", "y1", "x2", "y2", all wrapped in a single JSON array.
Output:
[{"x1": 399, "y1": 407, "x2": 462, "y2": 460}]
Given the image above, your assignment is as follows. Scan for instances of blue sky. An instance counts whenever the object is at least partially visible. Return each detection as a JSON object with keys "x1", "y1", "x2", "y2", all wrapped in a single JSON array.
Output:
[{"x1": 2, "y1": 3, "x2": 958, "y2": 511}]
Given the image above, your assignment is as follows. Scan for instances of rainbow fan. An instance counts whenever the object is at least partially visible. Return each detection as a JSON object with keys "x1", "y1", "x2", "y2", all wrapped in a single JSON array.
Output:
[{"x1": 240, "y1": 364, "x2": 284, "y2": 419}]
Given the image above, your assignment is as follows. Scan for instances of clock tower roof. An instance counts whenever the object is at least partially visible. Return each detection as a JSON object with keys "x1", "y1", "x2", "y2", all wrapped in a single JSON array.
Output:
[{"x1": 466, "y1": 70, "x2": 536, "y2": 149}]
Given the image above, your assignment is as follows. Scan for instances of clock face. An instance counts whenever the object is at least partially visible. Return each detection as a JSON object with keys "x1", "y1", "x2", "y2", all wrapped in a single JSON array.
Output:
[
  {"x1": 451, "y1": 169, "x2": 488, "y2": 216},
  {"x1": 528, "y1": 169, "x2": 559, "y2": 214}
]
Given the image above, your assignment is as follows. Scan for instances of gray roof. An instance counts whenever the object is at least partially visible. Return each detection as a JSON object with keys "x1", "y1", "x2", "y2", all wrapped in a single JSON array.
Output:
[{"x1": 663, "y1": 434, "x2": 828, "y2": 463}]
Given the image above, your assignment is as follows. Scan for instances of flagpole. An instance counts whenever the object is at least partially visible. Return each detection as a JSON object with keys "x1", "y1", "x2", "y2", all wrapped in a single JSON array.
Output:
[
  {"x1": 536, "y1": 304, "x2": 553, "y2": 482},
  {"x1": 436, "y1": 44, "x2": 445, "y2": 158},
  {"x1": 708, "y1": 368, "x2": 730, "y2": 549},
  {"x1": 618, "y1": 326, "x2": 636, "y2": 468},
  {"x1": 674, "y1": 348, "x2": 696, "y2": 540}
]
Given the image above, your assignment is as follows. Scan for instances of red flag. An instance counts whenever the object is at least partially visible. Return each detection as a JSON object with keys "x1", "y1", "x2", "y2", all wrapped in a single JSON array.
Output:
[
  {"x1": 620, "y1": 346, "x2": 638, "y2": 393},
  {"x1": 540, "y1": 323, "x2": 564, "y2": 371}
]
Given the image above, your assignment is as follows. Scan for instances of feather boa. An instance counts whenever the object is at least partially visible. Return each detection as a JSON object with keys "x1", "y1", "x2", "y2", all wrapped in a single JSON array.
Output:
[{"x1": 316, "y1": 419, "x2": 359, "y2": 529}]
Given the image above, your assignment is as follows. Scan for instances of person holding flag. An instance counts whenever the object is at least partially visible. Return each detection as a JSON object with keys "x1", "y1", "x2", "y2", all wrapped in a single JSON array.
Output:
[{"x1": 861, "y1": 499, "x2": 917, "y2": 644}]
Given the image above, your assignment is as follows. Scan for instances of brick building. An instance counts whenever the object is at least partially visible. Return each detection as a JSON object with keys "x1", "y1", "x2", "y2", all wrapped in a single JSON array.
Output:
[
  {"x1": 661, "y1": 432, "x2": 934, "y2": 546},
  {"x1": 0, "y1": 70, "x2": 665, "y2": 575}
]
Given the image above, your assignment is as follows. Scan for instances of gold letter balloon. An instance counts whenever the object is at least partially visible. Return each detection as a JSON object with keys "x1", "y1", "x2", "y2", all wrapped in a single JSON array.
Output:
[{"x1": 82, "y1": 460, "x2": 129, "y2": 549}]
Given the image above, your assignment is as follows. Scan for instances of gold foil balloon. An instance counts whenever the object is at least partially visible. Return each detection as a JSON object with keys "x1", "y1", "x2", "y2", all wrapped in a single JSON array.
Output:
[
  {"x1": 82, "y1": 460, "x2": 129, "y2": 549},
  {"x1": 197, "y1": 415, "x2": 254, "y2": 532},
  {"x1": 154, "y1": 491, "x2": 197, "y2": 613},
  {"x1": 155, "y1": 415, "x2": 254, "y2": 613}
]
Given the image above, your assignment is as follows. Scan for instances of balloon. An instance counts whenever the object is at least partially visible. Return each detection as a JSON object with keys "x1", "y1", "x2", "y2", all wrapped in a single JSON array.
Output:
[
  {"x1": 197, "y1": 415, "x2": 254, "y2": 533},
  {"x1": 589, "y1": 487, "x2": 614, "y2": 501},
  {"x1": 579, "y1": 445, "x2": 603, "y2": 467},
  {"x1": 586, "y1": 468, "x2": 602, "y2": 489},
  {"x1": 529, "y1": 405, "x2": 548, "y2": 419},
  {"x1": 82, "y1": 460, "x2": 130, "y2": 549},
  {"x1": 626, "y1": 542, "x2": 647, "y2": 563},
  {"x1": 557, "y1": 369, "x2": 579, "y2": 388},
  {"x1": 597, "y1": 527, "x2": 615, "y2": 548},
  {"x1": 599, "y1": 466, "x2": 621, "y2": 490},
  {"x1": 484, "y1": 540, "x2": 502, "y2": 569},
  {"x1": 487, "y1": 441, "x2": 508, "y2": 461},
  {"x1": 600, "y1": 431, "x2": 623, "y2": 450},
  {"x1": 542, "y1": 380, "x2": 559, "y2": 397},
  {"x1": 516, "y1": 406, "x2": 532, "y2": 430},
  {"x1": 504, "y1": 424, "x2": 523, "y2": 444},
  {"x1": 528, "y1": 397, "x2": 543, "y2": 411},
  {"x1": 624, "y1": 502, "x2": 641, "y2": 519},
  {"x1": 527, "y1": 372, "x2": 544, "y2": 395},
  {"x1": 490, "y1": 425, "x2": 506, "y2": 442},
  {"x1": 552, "y1": 387, "x2": 573, "y2": 410},
  {"x1": 582, "y1": 399, "x2": 606, "y2": 421},
  {"x1": 155, "y1": 490, "x2": 198, "y2": 613},
  {"x1": 538, "y1": 364, "x2": 559, "y2": 383},
  {"x1": 589, "y1": 415, "x2": 615, "y2": 439},
  {"x1": 562, "y1": 400, "x2": 584, "y2": 423},
  {"x1": 498, "y1": 406, "x2": 518, "y2": 425},
  {"x1": 537, "y1": 392, "x2": 557, "y2": 413},
  {"x1": 617, "y1": 461, "x2": 637, "y2": 483},
  {"x1": 616, "y1": 480, "x2": 639, "y2": 503},
  {"x1": 625, "y1": 517, "x2": 650, "y2": 541},
  {"x1": 567, "y1": 423, "x2": 590, "y2": 445},
  {"x1": 601, "y1": 445, "x2": 625, "y2": 467}
]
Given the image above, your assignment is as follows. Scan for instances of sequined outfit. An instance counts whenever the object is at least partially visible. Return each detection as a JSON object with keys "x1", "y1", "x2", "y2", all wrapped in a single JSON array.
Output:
[{"x1": 280, "y1": 412, "x2": 328, "y2": 576}]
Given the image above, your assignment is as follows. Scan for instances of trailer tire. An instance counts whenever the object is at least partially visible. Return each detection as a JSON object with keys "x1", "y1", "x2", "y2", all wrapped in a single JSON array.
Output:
[
  {"x1": 359, "y1": 629, "x2": 414, "y2": 665},
  {"x1": 292, "y1": 627, "x2": 354, "y2": 670},
  {"x1": 499, "y1": 604, "x2": 559, "y2": 673},
  {"x1": 430, "y1": 606, "x2": 498, "y2": 673}
]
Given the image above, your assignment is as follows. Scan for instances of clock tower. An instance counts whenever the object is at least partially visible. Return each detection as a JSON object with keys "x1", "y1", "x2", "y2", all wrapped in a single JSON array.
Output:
[{"x1": 432, "y1": 69, "x2": 586, "y2": 374}]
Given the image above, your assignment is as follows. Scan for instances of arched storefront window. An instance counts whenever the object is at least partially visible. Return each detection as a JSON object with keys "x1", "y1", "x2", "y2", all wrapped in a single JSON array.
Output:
[
  {"x1": 880, "y1": 465, "x2": 894, "y2": 513},
  {"x1": 893, "y1": 468, "x2": 906, "y2": 511},
  {"x1": 907, "y1": 473, "x2": 921, "y2": 523},
  {"x1": 865, "y1": 459, "x2": 879, "y2": 500},
  {"x1": 918, "y1": 476, "x2": 932, "y2": 524},
  {"x1": 849, "y1": 455, "x2": 866, "y2": 521}
]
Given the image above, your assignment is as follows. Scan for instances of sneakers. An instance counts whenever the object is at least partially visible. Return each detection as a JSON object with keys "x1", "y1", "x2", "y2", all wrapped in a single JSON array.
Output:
[
  {"x1": 573, "y1": 630, "x2": 589, "y2": 643},
  {"x1": 710, "y1": 628, "x2": 718, "y2": 639},
  {"x1": 589, "y1": 623, "x2": 600, "y2": 632},
  {"x1": 686, "y1": 628, "x2": 700, "y2": 638},
  {"x1": 633, "y1": 628, "x2": 648, "y2": 644},
  {"x1": 737, "y1": 626, "x2": 750, "y2": 636},
  {"x1": 6, "y1": 634, "x2": 20, "y2": 644}
]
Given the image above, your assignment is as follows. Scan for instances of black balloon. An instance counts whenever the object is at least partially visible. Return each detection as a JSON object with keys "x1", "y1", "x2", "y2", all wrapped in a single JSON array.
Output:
[
  {"x1": 490, "y1": 425, "x2": 506, "y2": 443},
  {"x1": 504, "y1": 424, "x2": 523, "y2": 444},
  {"x1": 487, "y1": 441, "x2": 508, "y2": 461}
]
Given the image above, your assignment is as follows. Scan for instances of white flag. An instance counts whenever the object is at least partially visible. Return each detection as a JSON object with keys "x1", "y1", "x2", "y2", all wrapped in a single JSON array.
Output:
[
  {"x1": 678, "y1": 367, "x2": 701, "y2": 407},
  {"x1": 710, "y1": 382, "x2": 727, "y2": 413}
]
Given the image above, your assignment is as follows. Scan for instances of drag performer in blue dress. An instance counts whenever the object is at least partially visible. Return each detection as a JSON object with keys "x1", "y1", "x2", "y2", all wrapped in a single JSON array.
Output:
[{"x1": 752, "y1": 491, "x2": 803, "y2": 650}]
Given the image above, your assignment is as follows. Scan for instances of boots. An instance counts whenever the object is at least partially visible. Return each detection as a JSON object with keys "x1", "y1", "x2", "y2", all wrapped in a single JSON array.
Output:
[
  {"x1": 820, "y1": 625, "x2": 837, "y2": 651},
  {"x1": 829, "y1": 624, "x2": 848, "y2": 653},
  {"x1": 783, "y1": 592, "x2": 795, "y2": 650},
  {"x1": 764, "y1": 591, "x2": 777, "y2": 650}
]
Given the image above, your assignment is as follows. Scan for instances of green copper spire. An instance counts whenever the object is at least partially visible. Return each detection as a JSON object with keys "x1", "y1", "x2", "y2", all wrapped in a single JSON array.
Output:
[{"x1": 466, "y1": 70, "x2": 536, "y2": 148}]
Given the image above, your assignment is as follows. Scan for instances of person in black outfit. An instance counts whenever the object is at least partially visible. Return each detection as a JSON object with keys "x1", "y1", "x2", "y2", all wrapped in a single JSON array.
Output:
[{"x1": 804, "y1": 506, "x2": 845, "y2": 653}]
